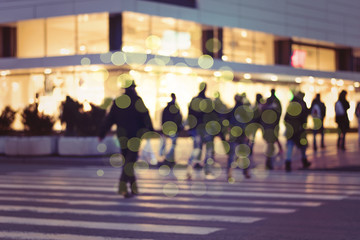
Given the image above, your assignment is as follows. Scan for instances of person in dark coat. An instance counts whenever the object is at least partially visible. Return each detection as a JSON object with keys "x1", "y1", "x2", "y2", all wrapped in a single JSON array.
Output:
[
  {"x1": 267, "y1": 89, "x2": 282, "y2": 117},
  {"x1": 61, "y1": 96, "x2": 81, "y2": 136},
  {"x1": 159, "y1": 93, "x2": 183, "y2": 167},
  {"x1": 284, "y1": 91, "x2": 311, "y2": 172},
  {"x1": 335, "y1": 90, "x2": 350, "y2": 150},
  {"x1": 99, "y1": 80, "x2": 153, "y2": 198},
  {"x1": 213, "y1": 91, "x2": 231, "y2": 154},
  {"x1": 227, "y1": 94, "x2": 252, "y2": 180},
  {"x1": 249, "y1": 93, "x2": 264, "y2": 155},
  {"x1": 355, "y1": 101, "x2": 360, "y2": 145},
  {"x1": 187, "y1": 82, "x2": 218, "y2": 179},
  {"x1": 262, "y1": 89, "x2": 282, "y2": 170},
  {"x1": 310, "y1": 93, "x2": 326, "y2": 151}
]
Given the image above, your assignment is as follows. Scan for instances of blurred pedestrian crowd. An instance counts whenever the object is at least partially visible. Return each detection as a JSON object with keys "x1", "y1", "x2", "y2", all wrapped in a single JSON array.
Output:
[{"x1": 65, "y1": 79, "x2": 358, "y2": 198}]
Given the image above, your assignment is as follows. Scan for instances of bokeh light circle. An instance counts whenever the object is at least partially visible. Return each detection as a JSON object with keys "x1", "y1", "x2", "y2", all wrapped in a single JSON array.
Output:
[
  {"x1": 198, "y1": 55, "x2": 214, "y2": 69},
  {"x1": 163, "y1": 183, "x2": 179, "y2": 197}
]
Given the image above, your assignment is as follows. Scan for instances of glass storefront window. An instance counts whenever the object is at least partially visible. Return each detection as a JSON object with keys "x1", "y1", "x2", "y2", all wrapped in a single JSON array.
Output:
[
  {"x1": 75, "y1": 71, "x2": 105, "y2": 105},
  {"x1": 301, "y1": 45, "x2": 317, "y2": 70},
  {"x1": 177, "y1": 19, "x2": 202, "y2": 58},
  {"x1": 291, "y1": 44, "x2": 336, "y2": 71},
  {"x1": 222, "y1": 28, "x2": 274, "y2": 65},
  {"x1": 77, "y1": 13, "x2": 109, "y2": 54},
  {"x1": 46, "y1": 15, "x2": 76, "y2": 56},
  {"x1": 254, "y1": 32, "x2": 274, "y2": 65},
  {"x1": 151, "y1": 16, "x2": 176, "y2": 56},
  {"x1": 2, "y1": 65, "x2": 359, "y2": 131},
  {"x1": 17, "y1": 13, "x2": 109, "y2": 58},
  {"x1": 319, "y1": 48, "x2": 336, "y2": 71},
  {"x1": 122, "y1": 12, "x2": 202, "y2": 58},
  {"x1": 122, "y1": 12, "x2": 150, "y2": 53},
  {"x1": 17, "y1": 19, "x2": 45, "y2": 58}
]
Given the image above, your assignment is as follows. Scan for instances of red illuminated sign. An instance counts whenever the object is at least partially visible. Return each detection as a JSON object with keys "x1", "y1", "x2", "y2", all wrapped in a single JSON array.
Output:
[{"x1": 291, "y1": 49, "x2": 306, "y2": 68}]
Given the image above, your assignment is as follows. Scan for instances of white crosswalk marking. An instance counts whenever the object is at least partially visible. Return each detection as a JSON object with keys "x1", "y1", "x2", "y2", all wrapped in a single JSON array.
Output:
[
  {"x1": 3, "y1": 177, "x2": 360, "y2": 195},
  {"x1": 0, "y1": 183, "x2": 347, "y2": 200},
  {"x1": 0, "y1": 196, "x2": 296, "y2": 213},
  {"x1": 0, "y1": 231, "x2": 152, "y2": 240},
  {"x1": 0, "y1": 216, "x2": 223, "y2": 235},
  {"x1": 0, "y1": 166, "x2": 357, "y2": 239},
  {"x1": 0, "y1": 190, "x2": 324, "y2": 207},
  {"x1": 0, "y1": 205, "x2": 263, "y2": 223}
]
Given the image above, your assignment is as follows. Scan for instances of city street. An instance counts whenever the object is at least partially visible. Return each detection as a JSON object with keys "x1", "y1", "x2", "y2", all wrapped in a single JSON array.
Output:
[
  {"x1": 0, "y1": 142, "x2": 360, "y2": 240},
  {"x1": 2, "y1": 0, "x2": 360, "y2": 239}
]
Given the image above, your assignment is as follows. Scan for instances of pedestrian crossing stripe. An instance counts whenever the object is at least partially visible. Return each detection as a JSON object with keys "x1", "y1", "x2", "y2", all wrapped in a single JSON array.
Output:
[
  {"x1": 5, "y1": 167, "x2": 360, "y2": 183},
  {"x1": 138, "y1": 182, "x2": 359, "y2": 195},
  {"x1": 0, "y1": 216, "x2": 223, "y2": 235},
  {"x1": 0, "y1": 231, "x2": 153, "y2": 240},
  {"x1": 0, "y1": 167, "x2": 356, "y2": 238},
  {"x1": 0, "y1": 190, "x2": 323, "y2": 207},
  {"x1": 0, "y1": 183, "x2": 348, "y2": 200},
  {"x1": 3, "y1": 172, "x2": 360, "y2": 192},
  {"x1": 135, "y1": 195, "x2": 323, "y2": 207},
  {"x1": 0, "y1": 195, "x2": 296, "y2": 214},
  {"x1": 1, "y1": 177, "x2": 358, "y2": 195},
  {"x1": 0, "y1": 205, "x2": 264, "y2": 223}
]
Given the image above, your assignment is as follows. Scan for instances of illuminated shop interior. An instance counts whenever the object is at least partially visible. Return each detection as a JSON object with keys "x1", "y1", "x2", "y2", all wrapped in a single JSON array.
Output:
[{"x1": 1, "y1": 11, "x2": 359, "y2": 131}]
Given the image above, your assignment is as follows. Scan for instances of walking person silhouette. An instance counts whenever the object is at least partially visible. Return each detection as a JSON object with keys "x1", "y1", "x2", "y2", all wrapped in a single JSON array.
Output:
[
  {"x1": 227, "y1": 94, "x2": 252, "y2": 180},
  {"x1": 186, "y1": 82, "x2": 217, "y2": 179},
  {"x1": 355, "y1": 101, "x2": 360, "y2": 145},
  {"x1": 262, "y1": 89, "x2": 282, "y2": 170},
  {"x1": 335, "y1": 90, "x2": 350, "y2": 151},
  {"x1": 99, "y1": 80, "x2": 153, "y2": 198},
  {"x1": 249, "y1": 93, "x2": 265, "y2": 155},
  {"x1": 310, "y1": 93, "x2": 326, "y2": 151},
  {"x1": 284, "y1": 91, "x2": 311, "y2": 172},
  {"x1": 159, "y1": 93, "x2": 183, "y2": 167}
]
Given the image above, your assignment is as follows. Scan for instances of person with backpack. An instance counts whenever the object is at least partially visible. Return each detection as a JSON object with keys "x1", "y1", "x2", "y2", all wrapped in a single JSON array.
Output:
[
  {"x1": 335, "y1": 90, "x2": 350, "y2": 151},
  {"x1": 310, "y1": 93, "x2": 326, "y2": 151}
]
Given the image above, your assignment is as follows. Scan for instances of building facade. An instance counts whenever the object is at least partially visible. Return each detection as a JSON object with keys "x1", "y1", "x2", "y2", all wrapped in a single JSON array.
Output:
[{"x1": 1, "y1": 0, "x2": 360, "y2": 131}]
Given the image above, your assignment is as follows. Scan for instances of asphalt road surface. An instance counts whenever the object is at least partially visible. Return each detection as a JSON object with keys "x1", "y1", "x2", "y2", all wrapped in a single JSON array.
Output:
[{"x1": 0, "y1": 163, "x2": 359, "y2": 240}]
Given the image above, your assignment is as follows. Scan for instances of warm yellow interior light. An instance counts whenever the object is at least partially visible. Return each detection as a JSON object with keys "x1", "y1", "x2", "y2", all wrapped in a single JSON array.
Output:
[
  {"x1": 144, "y1": 66, "x2": 153, "y2": 72},
  {"x1": 60, "y1": 48, "x2": 71, "y2": 55},
  {"x1": 270, "y1": 75, "x2": 278, "y2": 81},
  {"x1": 244, "y1": 73, "x2": 251, "y2": 80},
  {"x1": 317, "y1": 79, "x2": 324, "y2": 85},
  {"x1": 122, "y1": 46, "x2": 135, "y2": 52},
  {"x1": 0, "y1": 70, "x2": 10, "y2": 76},
  {"x1": 337, "y1": 79, "x2": 344, "y2": 87},
  {"x1": 309, "y1": 76, "x2": 315, "y2": 83},
  {"x1": 44, "y1": 68, "x2": 52, "y2": 74},
  {"x1": 214, "y1": 71, "x2": 221, "y2": 77}
]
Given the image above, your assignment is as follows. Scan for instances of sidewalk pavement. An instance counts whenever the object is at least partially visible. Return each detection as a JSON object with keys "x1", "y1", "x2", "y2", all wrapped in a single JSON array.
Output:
[{"x1": 0, "y1": 132, "x2": 359, "y2": 172}]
